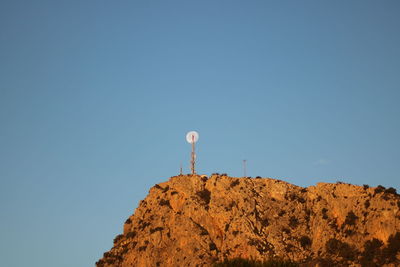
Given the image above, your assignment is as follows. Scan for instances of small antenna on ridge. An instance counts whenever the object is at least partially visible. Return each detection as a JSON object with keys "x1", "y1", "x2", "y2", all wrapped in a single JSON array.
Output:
[
  {"x1": 243, "y1": 159, "x2": 247, "y2": 178},
  {"x1": 186, "y1": 131, "x2": 199, "y2": 175}
]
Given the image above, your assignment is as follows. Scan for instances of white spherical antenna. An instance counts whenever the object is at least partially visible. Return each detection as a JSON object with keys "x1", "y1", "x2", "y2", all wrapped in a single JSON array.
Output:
[{"x1": 186, "y1": 131, "x2": 199, "y2": 143}]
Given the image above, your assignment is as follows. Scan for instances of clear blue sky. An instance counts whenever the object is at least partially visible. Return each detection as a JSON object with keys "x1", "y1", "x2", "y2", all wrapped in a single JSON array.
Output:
[{"x1": 1, "y1": 1, "x2": 399, "y2": 266}]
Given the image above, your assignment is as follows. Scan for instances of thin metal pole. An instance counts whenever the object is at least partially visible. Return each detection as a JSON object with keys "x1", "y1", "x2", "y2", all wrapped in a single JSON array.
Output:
[
  {"x1": 243, "y1": 159, "x2": 247, "y2": 178},
  {"x1": 191, "y1": 136, "x2": 196, "y2": 175}
]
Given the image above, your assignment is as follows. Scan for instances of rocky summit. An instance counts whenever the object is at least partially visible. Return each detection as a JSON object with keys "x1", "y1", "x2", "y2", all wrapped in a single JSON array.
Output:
[{"x1": 96, "y1": 175, "x2": 400, "y2": 266}]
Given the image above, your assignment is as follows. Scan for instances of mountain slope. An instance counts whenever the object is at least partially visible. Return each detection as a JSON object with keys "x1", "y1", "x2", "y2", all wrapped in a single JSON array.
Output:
[{"x1": 97, "y1": 175, "x2": 400, "y2": 266}]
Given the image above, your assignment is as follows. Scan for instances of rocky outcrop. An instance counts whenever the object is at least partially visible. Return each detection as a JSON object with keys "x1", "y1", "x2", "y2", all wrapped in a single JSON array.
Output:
[{"x1": 96, "y1": 175, "x2": 400, "y2": 266}]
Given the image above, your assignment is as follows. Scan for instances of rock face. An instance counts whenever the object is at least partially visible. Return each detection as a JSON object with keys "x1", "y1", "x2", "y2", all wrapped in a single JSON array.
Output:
[{"x1": 96, "y1": 175, "x2": 400, "y2": 267}]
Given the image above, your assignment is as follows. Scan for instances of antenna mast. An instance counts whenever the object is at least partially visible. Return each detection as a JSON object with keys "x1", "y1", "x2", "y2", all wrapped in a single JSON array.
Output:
[
  {"x1": 191, "y1": 136, "x2": 196, "y2": 175},
  {"x1": 186, "y1": 131, "x2": 199, "y2": 176}
]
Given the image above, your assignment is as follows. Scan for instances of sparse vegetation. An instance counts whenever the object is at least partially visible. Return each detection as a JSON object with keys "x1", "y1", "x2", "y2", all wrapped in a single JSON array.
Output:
[
  {"x1": 113, "y1": 234, "x2": 124, "y2": 244},
  {"x1": 360, "y1": 238, "x2": 383, "y2": 266},
  {"x1": 374, "y1": 185, "x2": 386, "y2": 194},
  {"x1": 162, "y1": 185, "x2": 169, "y2": 193},
  {"x1": 196, "y1": 189, "x2": 211, "y2": 205},
  {"x1": 225, "y1": 201, "x2": 235, "y2": 211},
  {"x1": 261, "y1": 218, "x2": 269, "y2": 227},
  {"x1": 359, "y1": 234, "x2": 400, "y2": 266},
  {"x1": 126, "y1": 231, "x2": 137, "y2": 239},
  {"x1": 304, "y1": 209, "x2": 311, "y2": 222},
  {"x1": 138, "y1": 220, "x2": 150, "y2": 230},
  {"x1": 286, "y1": 192, "x2": 306, "y2": 203},
  {"x1": 159, "y1": 199, "x2": 172, "y2": 208},
  {"x1": 381, "y1": 232, "x2": 400, "y2": 263},
  {"x1": 285, "y1": 243, "x2": 294, "y2": 253},
  {"x1": 325, "y1": 238, "x2": 356, "y2": 260},
  {"x1": 212, "y1": 258, "x2": 298, "y2": 267},
  {"x1": 344, "y1": 229, "x2": 355, "y2": 236},
  {"x1": 297, "y1": 197, "x2": 306, "y2": 203},
  {"x1": 289, "y1": 216, "x2": 299, "y2": 229},
  {"x1": 98, "y1": 177, "x2": 400, "y2": 267},
  {"x1": 149, "y1": 227, "x2": 164, "y2": 234},
  {"x1": 138, "y1": 245, "x2": 147, "y2": 251},
  {"x1": 287, "y1": 193, "x2": 302, "y2": 202},
  {"x1": 209, "y1": 242, "x2": 217, "y2": 251},
  {"x1": 230, "y1": 180, "x2": 240, "y2": 188},
  {"x1": 154, "y1": 184, "x2": 163, "y2": 190},
  {"x1": 224, "y1": 224, "x2": 229, "y2": 232},
  {"x1": 193, "y1": 222, "x2": 209, "y2": 235},
  {"x1": 96, "y1": 259, "x2": 105, "y2": 266},
  {"x1": 299, "y1": 236, "x2": 312, "y2": 248},
  {"x1": 201, "y1": 175, "x2": 208, "y2": 182},
  {"x1": 344, "y1": 211, "x2": 358, "y2": 226},
  {"x1": 97, "y1": 252, "x2": 123, "y2": 266},
  {"x1": 385, "y1": 187, "x2": 397, "y2": 195},
  {"x1": 321, "y1": 208, "x2": 328, "y2": 219}
]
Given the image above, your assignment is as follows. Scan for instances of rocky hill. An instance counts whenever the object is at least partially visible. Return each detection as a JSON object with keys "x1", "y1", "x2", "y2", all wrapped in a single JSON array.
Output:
[{"x1": 96, "y1": 175, "x2": 400, "y2": 266}]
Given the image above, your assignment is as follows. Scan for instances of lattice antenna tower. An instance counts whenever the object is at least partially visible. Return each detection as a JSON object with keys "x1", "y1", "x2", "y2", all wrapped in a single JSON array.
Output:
[{"x1": 186, "y1": 131, "x2": 199, "y2": 175}]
